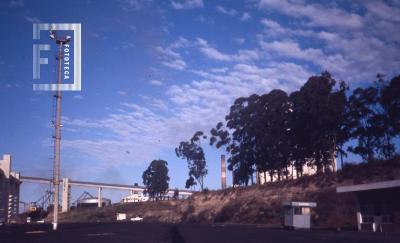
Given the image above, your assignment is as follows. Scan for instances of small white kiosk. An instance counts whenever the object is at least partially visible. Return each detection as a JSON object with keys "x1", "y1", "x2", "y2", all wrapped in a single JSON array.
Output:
[{"x1": 283, "y1": 201, "x2": 317, "y2": 229}]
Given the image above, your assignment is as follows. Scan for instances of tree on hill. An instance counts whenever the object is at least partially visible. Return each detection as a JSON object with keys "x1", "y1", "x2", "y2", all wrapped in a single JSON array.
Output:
[
  {"x1": 380, "y1": 74, "x2": 400, "y2": 153},
  {"x1": 346, "y1": 74, "x2": 399, "y2": 162},
  {"x1": 142, "y1": 159, "x2": 170, "y2": 200},
  {"x1": 210, "y1": 122, "x2": 231, "y2": 149},
  {"x1": 210, "y1": 90, "x2": 293, "y2": 184},
  {"x1": 209, "y1": 72, "x2": 400, "y2": 185},
  {"x1": 209, "y1": 72, "x2": 348, "y2": 184},
  {"x1": 255, "y1": 90, "x2": 292, "y2": 180},
  {"x1": 185, "y1": 176, "x2": 197, "y2": 190},
  {"x1": 176, "y1": 131, "x2": 208, "y2": 190},
  {"x1": 290, "y1": 72, "x2": 347, "y2": 173}
]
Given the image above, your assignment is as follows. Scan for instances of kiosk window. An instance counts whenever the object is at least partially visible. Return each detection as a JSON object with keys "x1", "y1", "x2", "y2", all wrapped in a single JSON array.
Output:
[
  {"x1": 294, "y1": 207, "x2": 302, "y2": 215},
  {"x1": 284, "y1": 207, "x2": 292, "y2": 215},
  {"x1": 302, "y1": 207, "x2": 310, "y2": 215}
]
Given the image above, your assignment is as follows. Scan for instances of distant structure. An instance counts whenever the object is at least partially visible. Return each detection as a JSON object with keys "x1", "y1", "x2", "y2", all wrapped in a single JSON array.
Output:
[
  {"x1": 0, "y1": 154, "x2": 21, "y2": 224},
  {"x1": 75, "y1": 191, "x2": 111, "y2": 208},
  {"x1": 21, "y1": 176, "x2": 194, "y2": 211},
  {"x1": 122, "y1": 191, "x2": 149, "y2": 203},
  {"x1": 257, "y1": 159, "x2": 337, "y2": 184},
  {"x1": 221, "y1": 155, "x2": 227, "y2": 189}
]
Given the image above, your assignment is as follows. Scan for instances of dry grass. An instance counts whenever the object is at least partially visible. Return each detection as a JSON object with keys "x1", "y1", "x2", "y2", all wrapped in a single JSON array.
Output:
[{"x1": 57, "y1": 157, "x2": 400, "y2": 228}]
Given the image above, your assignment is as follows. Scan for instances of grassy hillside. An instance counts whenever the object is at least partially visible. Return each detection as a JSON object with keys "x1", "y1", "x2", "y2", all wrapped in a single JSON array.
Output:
[{"x1": 57, "y1": 157, "x2": 400, "y2": 228}]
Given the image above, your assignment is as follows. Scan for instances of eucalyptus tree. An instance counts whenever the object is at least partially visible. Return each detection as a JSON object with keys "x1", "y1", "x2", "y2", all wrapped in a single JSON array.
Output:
[
  {"x1": 347, "y1": 75, "x2": 399, "y2": 162},
  {"x1": 290, "y1": 72, "x2": 347, "y2": 173},
  {"x1": 210, "y1": 90, "x2": 293, "y2": 183},
  {"x1": 176, "y1": 131, "x2": 208, "y2": 190},
  {"x1": 142, "y1": 159, "x2": 170, "y2": 200},
  {"x1": 256, "y1": 90, "x2": 292, "y2": 180},
  {"x1": 380, "y1": 75, "x2": 400, "y2": 155}
]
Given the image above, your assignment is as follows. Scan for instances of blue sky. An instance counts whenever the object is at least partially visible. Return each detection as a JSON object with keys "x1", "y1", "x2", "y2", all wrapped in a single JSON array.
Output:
[{"x1": 0, "y1": 0, "x2": 399, "y2": 204}]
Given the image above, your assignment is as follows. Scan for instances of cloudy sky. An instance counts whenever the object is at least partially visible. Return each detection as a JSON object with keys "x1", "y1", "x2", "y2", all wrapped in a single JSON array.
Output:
[{"x1": 0, "y1": 0, "x2": 399, "y2": 202}]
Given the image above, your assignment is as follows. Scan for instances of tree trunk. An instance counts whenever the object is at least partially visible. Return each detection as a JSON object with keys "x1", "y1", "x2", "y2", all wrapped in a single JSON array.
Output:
[{"x1": 340, "y1": 149, "x2": 344, "y2": 169}]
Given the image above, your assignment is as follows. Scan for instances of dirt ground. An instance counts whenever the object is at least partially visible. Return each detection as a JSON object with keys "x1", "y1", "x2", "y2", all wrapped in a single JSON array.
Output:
[{"x1": 1, "y1": 222, "x2": 400, "y2": 243}]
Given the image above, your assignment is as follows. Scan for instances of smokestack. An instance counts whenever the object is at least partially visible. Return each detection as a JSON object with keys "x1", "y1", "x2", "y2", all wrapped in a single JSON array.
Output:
[{"x1": 221, "y1": 155, "x2": 227, "y2": 189}]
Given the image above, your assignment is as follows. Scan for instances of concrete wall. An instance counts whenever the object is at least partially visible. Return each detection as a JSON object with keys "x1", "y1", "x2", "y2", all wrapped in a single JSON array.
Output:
[
  {"x1": 0, "y1": 154, "x2": 21, "y2": 223},
  {"x1": 62, "y1": 178, "x2": 71, "y2": 213}
]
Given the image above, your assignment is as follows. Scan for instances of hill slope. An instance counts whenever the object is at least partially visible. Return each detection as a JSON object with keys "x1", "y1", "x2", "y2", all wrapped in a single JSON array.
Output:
[{"x1": 57, "y1": 157, "x2": 400, "y2": 228}]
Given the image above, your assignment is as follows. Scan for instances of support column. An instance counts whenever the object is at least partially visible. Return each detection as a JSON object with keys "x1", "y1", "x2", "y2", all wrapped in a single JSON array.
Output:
[
  {"x1": 221, "y1": 155, "x2": 227, "y2": 189},
  {"x1": 232, "y1": 170, "x2": 235, "y2": 188},
  {"x1": 98, "y1": 187, "x2": 102, "y2": 208},
  {"x1": 61, "y1": 178, "x2": 70, "y2": 213}
]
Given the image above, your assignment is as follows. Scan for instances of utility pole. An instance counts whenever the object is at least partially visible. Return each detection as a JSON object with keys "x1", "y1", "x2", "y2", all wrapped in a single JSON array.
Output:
[{"x1": 49, "y1": 30, "x2": 70, "y2": 231}]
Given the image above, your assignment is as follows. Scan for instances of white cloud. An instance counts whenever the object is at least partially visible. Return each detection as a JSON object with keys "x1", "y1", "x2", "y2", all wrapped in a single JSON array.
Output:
[
  {"x1": 118, "y1": 0, "x2": 153, "y2": 11},
  {"x1": 196, "y1": 38, "x2": 231, "y2": 61},
  {"x1": 233, "y1": 37, "x2": 245, "y2": 45},
  {"x1": 121, "y1": 41, "x2": 135, "y2": 49},
  {"x1": 25, "y1": 16, "x2": 40, "y2": 23},
  {"x1": 171, "y1": 0, "x2": 203, "y2": 9},
  {"x1": 259, "y1": 39, "x2": 352, "y2": 78},
  {"x1": 150, "y1": 99, "x2": 168, "y2": 111},
  {"x1": 209, "y1": 67, "x2": 228, "y2": 73},
  {"x1": 73, "y1": 95, "x2": 83, "y2": 100},
  {"x1": 255, "y1": 2, "x2": 400, "y2": 82},
  {"x1": 155, "y1": 46, "x2": 181, "y2": 59},
  {"x1": 56, "y1": 1, "x2": 400, "y2": 186},
  {"x1": 155, "y1": 38, "x2": 189, "y2": 70},
  {"x1": 161, "y1": 59, "x2": 187, "y2": 70},
  {"x1": 240, "y1": 12, "x2": 251, "y2": 21},
  {"x1": 259, "y1": 30, "x2": 400, "y2": 83},
  {"x1": 196, "y1": 15, "x2": 215, "y2": 24},
  {"x1": 196, "y1": 37, "x2": 260, "y2": 62},
  {"x1": 63, "y1": 60, "x2": 312, "y2": 168},
  {"x1": 140, "y1": 95, "x2": 169, "y2": 111},
  {"x1": 149, "y1": 79, "x2": 164, "y2": 86},
  {"x1": 260, "y1": 40, "x2": 324, "y2": 61},
  {"x1": 117, "y1": 91, "x2": 127, "y2": 96},
  {"x1": 261, "y1": 18, "x2": 287, "y2": 35},
  {"x1": 258, "y1": 0, "x2": 363, "y2": 29},
  {"x1": 216, "y1": 5, "x2": 237, "y2": 16},
  {"x1": 364, "y1": 1, "x2": 400, "y2": 22}
]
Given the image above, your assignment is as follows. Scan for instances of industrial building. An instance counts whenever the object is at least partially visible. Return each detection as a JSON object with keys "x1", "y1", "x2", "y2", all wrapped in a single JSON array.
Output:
[
  {"x1": 337, "y1": 179, "x2": 400, "y2": 232},
  {"x1": 0, "y1": 154, "x2": 21, "y2": 224},
  {"x1": 122, "y1": 191, "x2": 149, "y2": 203},
  {"x1": 76, "y1": 195, "x2": 111, "y2": 208}
]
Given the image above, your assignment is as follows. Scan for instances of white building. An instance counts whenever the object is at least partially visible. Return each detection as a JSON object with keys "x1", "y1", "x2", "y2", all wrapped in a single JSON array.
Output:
[
  {"x1": 122, "y1": 191, "x2": 149, "y2": 203},
  {"x1": 257, "y1": 159, "x2": 337, "y2": 184},
  {"x1": 0, "y1": 154, "x2": 21, "y2": 224}
]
